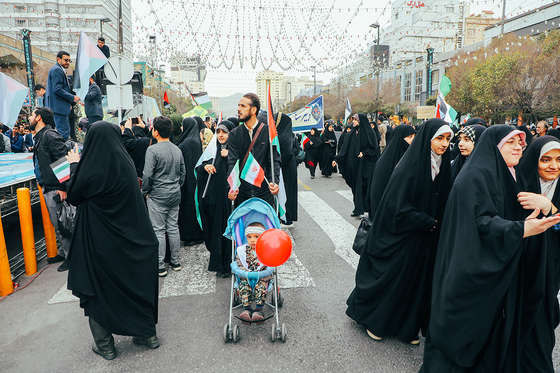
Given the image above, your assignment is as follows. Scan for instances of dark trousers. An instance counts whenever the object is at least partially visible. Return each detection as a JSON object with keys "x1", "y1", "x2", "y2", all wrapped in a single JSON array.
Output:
[
  {"x1": 53, "y1": 113, "x2": 70, "y2": 140},
  {"x1": 87, "y1": 116, "x2": 103, "y2": 126},
  {"x1": 89, "y1": 317, "x2": 115, "y2": 352}
]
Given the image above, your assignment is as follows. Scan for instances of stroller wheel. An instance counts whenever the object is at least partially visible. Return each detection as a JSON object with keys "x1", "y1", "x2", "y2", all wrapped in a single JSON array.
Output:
[
  {"x1": 271, "y1": 324, "x2": 277, "y2": 342},
  {"x1": 233, "y1": 324, "x2": 240, "y2": 343},
  {"x1": 281, "y1": 324, "x2": 287, "y2": 343},
  {"x1": 223, "y1": 324, "x2": 230, "y2": 343},
  {"x1": 278, "y1": 289, "x2": 284, "y2": 308}
]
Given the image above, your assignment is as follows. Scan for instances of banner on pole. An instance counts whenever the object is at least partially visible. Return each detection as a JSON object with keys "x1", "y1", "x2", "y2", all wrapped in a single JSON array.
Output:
[{"x1": 287, "y1": 95, "x2": 324, "y2": 132}]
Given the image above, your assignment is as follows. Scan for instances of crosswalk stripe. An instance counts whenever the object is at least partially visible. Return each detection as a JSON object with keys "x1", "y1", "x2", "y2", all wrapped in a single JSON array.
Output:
[
  {"x1": 336, "y1": 189, "x2": 353, "y2": 203},
  {"x1": 298, "y1": 191, "x2": 359, "y2": 269},
  {"x1": 278, "y1": 229, "x2": 316, "y2": 289}
]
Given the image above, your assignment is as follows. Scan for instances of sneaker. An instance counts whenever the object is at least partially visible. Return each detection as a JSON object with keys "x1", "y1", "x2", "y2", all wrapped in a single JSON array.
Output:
[
  {"x1": 57, "y1": 260, "x2": 70, "y2": 272},
  {"x1": 252, "y1": 310, "x2": 265, "y2": 324},
  {"x1": 366, "y1": 330, "x2": 382, "y2": 341},
  {"x1": 169, "y1": 263, "x2": 181, "y2": 271},
  {"x1": 239, "y1": 309, "x2": 252, "y2": 324},
  {"x1": 410, "y1": 336, "x2": 420, "y2": 345},
  {"x1": 158, "y1": 268, "x2": 167, "y2": 277},
  {"x1": 281, "y1": 221, "x2": 294, "y2": 228},
  {"x1": 47, "y1": 254, "x2": 65, "y2": 264},
  {"x1": 92, "y1": 342, "x2": 116, "y2": 360}
]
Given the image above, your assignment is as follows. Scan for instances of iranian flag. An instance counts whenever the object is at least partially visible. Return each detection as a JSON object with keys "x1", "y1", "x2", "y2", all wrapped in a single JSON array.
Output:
[
  {"x1": 240, "y1": 153, "x2": 265, "y2": 187},
  {"x1": 73, "y1": 31, "x2": 108, "y2": 100},
  {"x1": 50, "y1": 157, "x2": 71, "y2": 183},
  {"x1": 301, "y1": 133, "x2": 310, "y2": 147},
  {"x1": 435, "y1": 92, "x2": 457, "y2": 125},
  {"x1": 191, "y1": 91, "x2": 212, "y2": 110},
  {"x1": 227, "y1": 159, "x2": 241, "y2": 192}
]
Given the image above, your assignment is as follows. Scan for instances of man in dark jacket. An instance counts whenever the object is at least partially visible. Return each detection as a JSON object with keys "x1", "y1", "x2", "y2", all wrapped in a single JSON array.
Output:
[
  {"x1": 122, "y1": 117, "x2": 153, "y2": 179},
  {"x1": 84, "y1": 77, "x2": 103, "y2": 125},
  {"x1": 28, "y1": 107, "x2": 74, "y2": 271},
  {"x1": 44, "y1": 51, "x2": 80, "y2": 140},
  {"x1": 227, "y1": 93, "x2": 280, "y2": 208},
  {"x1": 9, "y1": 125, "x2": 25, "y2": 153}
]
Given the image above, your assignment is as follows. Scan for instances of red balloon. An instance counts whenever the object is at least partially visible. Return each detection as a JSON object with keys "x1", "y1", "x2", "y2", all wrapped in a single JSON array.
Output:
[{"x1": 255, "y1": 229, "x2": 292, "y2": 267}]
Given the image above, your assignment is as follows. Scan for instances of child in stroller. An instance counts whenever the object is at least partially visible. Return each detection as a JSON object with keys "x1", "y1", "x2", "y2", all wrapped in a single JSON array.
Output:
[{"x1": 234, "y1": 222, "x2": 274, "y2": 324}]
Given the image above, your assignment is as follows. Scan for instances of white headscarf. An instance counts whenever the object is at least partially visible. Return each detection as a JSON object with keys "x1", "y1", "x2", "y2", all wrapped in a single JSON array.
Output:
[
  {"x1": 430, "y1": 125, "x2": 453, "y2": 181},
  {"x1": 539, "y1": 141, "x2": 560, "y2": 199}
]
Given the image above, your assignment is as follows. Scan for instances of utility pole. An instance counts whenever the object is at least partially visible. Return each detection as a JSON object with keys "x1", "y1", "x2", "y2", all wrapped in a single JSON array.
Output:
[
  {"x1": 118, "y1": 0, "x2": 123, "y2": 54},
  {"x1": 370, "y1": 22, "x2": 380, "y2": 123},
  {"x1": 312, "y1": 66, "x2": 316, "y2": 96},
  {"x1": 100, "y1": 18, "x2": 111, "y2": 38},
  {"x1": 500, "y1": 0, "x2": 507, "y2": 35},
  {"x1": 21, "y1": 29, "x2": 35, "y2": 109}
]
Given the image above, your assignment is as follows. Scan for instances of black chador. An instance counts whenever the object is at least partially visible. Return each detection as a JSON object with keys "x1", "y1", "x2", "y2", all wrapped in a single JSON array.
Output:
[
  {"x1": 346, "y1": 119, "x2": 452, "y2": 344},
  {"x1": 67, "y1": 122, "x2": 159, "y2": 338},
  {"x1": 196, "y1": 121, "x2": 236, "y2": 275},
  {"x1": 334, "y1": 114, "x2": 379, "y2": 216},
  {"x1": 320, "y1": 125, "x2": 338, "y2": 177},
  {"x1": 276, "y1": 113, "x2": 298, "y2": 222},
  {"x1": 516, "y1": 136, "x2": 560, "y2": 373},
  {"x1": 176, "y1": 117, "x2": 204, "y2": 244},
  {"x1": 366, "y1": 124, "x2": 416, "y2": 216},
  {"x1": 303, "y1": 128, "x2": 323, "y2": 178},
  {"x1": 422, "y1": 126, "x2": 533, "y2": 372}
]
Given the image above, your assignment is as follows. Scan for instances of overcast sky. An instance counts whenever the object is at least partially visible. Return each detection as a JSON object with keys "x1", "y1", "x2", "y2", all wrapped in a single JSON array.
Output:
[{"x1": 130, "y1": 0, "x2": 539, "y2": 97}]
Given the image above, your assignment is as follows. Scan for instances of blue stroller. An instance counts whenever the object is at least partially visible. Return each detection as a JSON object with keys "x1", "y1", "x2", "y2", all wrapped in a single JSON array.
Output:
[{"x1": 222, "y1": 198, "x2": 286, "y2": 343}]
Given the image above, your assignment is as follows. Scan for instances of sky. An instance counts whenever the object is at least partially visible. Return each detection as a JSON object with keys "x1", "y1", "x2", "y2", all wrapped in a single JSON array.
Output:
[{"x1": 130, "y1": 0, "x2": 540, "y2": 97}]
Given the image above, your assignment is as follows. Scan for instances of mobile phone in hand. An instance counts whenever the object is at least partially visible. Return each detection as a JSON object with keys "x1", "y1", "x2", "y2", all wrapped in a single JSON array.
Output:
[{"x1": 132, "y1": 117, "x2": 139, "y2": 125}]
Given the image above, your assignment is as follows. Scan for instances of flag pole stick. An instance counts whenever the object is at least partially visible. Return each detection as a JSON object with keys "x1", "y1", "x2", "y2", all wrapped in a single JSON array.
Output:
[
  {"x1": 201, "y1": 155, "x2": 216, "y2": 199},
  {"x1": 267, "y1": 85, "x2": 278, "y2": 215}
]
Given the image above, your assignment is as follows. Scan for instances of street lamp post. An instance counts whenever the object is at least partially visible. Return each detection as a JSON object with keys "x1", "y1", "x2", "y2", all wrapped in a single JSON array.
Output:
[
  {"x1": 100, "y1": 18, "x2": 111, "y2": 37},
  {"x1": 312, "y1": 66, "x2": 316, "y2": 96},
  {"x1": 370, "y1": 22, "x2": 380, "y2": 124}
]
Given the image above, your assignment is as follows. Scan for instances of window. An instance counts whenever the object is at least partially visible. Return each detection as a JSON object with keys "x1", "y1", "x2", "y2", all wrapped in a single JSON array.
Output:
[
  {"x1": 16, "y1": 19, "x2": 27, "y2": 26},
  {"x1": 415, "y1": 70, "x2": 423, "y2": 101},
  {"x1": 404, "y1": 72, "x2": 412, "y2": 102},
  {"x1": 445, "y1": 6, "x2": 454, "y2": 13},
  {"x1": 396, "y1": 75, "x2": 402, "y2": 90},
  {"x1": 15, "y1": 5, "x2": 25, "y2": 12}
]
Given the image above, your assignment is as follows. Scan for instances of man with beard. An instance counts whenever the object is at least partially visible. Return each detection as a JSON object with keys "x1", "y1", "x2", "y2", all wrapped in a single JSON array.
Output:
[
  {"x1": 28, "y1": 107, "x2": 74, "y2": 271},
  {"x1": 227, "y1": 93, "x2": 280, "y2": 207}
]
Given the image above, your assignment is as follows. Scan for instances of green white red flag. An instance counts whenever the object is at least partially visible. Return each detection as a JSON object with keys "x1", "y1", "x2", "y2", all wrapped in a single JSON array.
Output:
[
  {"x1": 301, "y1": 133, "x2": 310, "y2": 147},
  {"x1": 227, "y1": 159, "x2": 241, "y2": 192},
  {"x1": 240, "y1": 153, "x2": 265, "y2": 187}
]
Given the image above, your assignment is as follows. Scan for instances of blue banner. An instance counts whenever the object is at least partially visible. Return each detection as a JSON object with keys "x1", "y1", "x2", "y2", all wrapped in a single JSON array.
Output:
[{"x1": 288, "y1": 95, "x2": 324, "y2": 132}]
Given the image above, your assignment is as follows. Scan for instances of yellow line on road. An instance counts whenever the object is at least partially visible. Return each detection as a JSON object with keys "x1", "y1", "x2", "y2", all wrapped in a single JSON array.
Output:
[{"x1": 298, "y1": 179, "x2": 311, "y2": 190}]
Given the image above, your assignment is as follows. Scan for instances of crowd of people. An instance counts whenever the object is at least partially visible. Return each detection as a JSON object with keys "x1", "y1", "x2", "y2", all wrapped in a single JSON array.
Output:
[{"x1": 18, "y1": 44, "x2": 560, "y2": 371}]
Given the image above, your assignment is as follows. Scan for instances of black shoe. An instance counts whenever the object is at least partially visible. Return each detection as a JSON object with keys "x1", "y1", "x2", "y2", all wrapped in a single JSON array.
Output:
[
  {"x1": 158, "y1": 268, "x2": 167, "y2": 277},
  {"x1": 169, "y1": 262, "x2": 181, "y2": 271},
  {"x1": 220, "y1": 272, "x2": 230, "y2": 278},
  {"x1": 183, "y1": 239, "x2": 204, "y2": 246},
  {"x1": 133, "y1": 335, "x2": 160, "y2": 349},
  {"x1": 57, "y1": 260, "x2": 70, "y2": 272},
  {"x1": 310, "y1": 175, "x2": 315, "y2": 179},
  {"x1": 350, "y1": 212, "x2": 362, "y2": 217},
  {"x1": 92, "y1": 342, "x2": 116, "y2": 360},
  {"x1": 47, "y1": 254, "x2": 65, "y2": 264}
]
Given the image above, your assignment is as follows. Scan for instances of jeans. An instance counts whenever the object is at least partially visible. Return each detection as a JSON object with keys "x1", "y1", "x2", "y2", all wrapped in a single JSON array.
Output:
[
  {"x1": 147, "y1": 197, "x2": 180, "y2": 270},
  {"x1": 53, "y1": 113, "x2": 70, "y2": 140},
  {"x1": 43, "y1": 190, "x2": 72, "y2": 258}
]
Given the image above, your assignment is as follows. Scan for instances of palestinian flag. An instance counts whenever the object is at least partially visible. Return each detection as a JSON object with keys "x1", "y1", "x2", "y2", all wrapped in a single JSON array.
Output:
[
  {"x1": 191, "y1": 91, "x2": 212, "y2": 110},
  {"x1": 439, "y1": 75, "x2": 452, "y2": 97},
  {"x1": 435, "y1": 93, "x2": 457, "y2": 125},
  {"x1": 267, "y1": 85, "x2": 280, "y2": 155},
  {"x1": 0, "y1": 73, "x2": 29, "y2": 127},
  {"x1": 240, "y1": 153, "x2": 265, "y2": 187},
  {"x1": 163, "y1": 91, "x2": 170, "y2": 109},
  {"x1": 301, "y1": 133, "x2": 310, "y2": 147},
  {"x1": 73, "y1": 31, "x2": 108, "y2": 100},
  {"x1": 50, "y1": 157, "x2": 70, "y2": 183},
  {"x1": 227, "y1": 159, "x2": 241, "y2": 192},
  {"x1": 345, "y1": 98, "x2": 351, "y2": 123}
]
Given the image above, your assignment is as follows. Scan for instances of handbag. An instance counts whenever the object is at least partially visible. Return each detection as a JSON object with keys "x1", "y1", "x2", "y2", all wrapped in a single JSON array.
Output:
[
  {"x1": 352, "y1": 216, "x2": 371, "y2": 255},
  {"x1": 57, "y1": 201, "x2": 76, "y2": 237}
]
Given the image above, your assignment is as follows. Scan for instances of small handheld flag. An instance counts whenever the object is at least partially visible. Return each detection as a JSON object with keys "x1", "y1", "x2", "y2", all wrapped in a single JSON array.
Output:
[
  {"x1": 240, "y1": 153, "x2": 265, "y2": 188},
  {"x1": 345, "y1": 98, "x2": 352, "y2": 123},
  {"x1": 227, "y1": 159, "x2": 241, "y2": 192},
  {"x1": 301, "y1": 133, "x2": 310, "y2": 147},
  {"x1": 435, "y1": 93, "x2": 457, "y2": 125},
  {"x1": 50, "y1": 157, "x2": 71, "y2": 183}
]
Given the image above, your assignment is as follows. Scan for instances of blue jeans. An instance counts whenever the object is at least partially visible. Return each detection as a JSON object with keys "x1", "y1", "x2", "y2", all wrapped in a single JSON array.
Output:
[{"x1": 53, "y1": 113, "x2": 70, "y2": 140}]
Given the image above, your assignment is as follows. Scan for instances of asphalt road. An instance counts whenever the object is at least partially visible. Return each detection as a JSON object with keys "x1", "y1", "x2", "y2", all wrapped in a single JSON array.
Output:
[{"x1": 2, "y1": 168, "x2": 560, "y2": 372}]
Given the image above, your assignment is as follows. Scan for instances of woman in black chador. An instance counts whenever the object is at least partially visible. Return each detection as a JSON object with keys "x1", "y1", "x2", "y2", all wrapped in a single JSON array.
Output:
[
  {"x1": 320, "y1": 123, "x2": 338, "y2": 178},
  {"x1": 66, "y1": 122, "x2": 160, "y2": 359},
  {"x1": 196, "y1": 121, "x2": 235, "y2": 277},
  {"x1": 333, "y1": 114, "x2": 379, "y2": 216},
  {"x1": 303, "y1": 127, "x2": 323, "y2": 179},
  {"x1": 366, "y1": 124, "x2": 416, "y2": 217},
  {"x1": 176, "y1": 117, "x2": 204, "y2": 245},
  {"x1": 421, "y1": 127, "x2": 560, "y2": 372},
  {"x1": 449, "y1": 123, "x2": 487, "y2": 184},
  {"x1": 516, "y1": 136, "x2": 560, "y2": 373},
  {"x1": 346, "y1": 118, "x2": 453, "y2": 345}
]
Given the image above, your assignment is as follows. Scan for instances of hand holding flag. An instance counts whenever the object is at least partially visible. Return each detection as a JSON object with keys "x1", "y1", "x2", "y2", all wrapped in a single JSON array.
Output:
[{"x1": 228, "y1": 159, "x2": 241, "y2": 193}]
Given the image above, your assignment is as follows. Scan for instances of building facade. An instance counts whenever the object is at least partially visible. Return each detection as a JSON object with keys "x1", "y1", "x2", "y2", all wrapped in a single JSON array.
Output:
[
  {"x1": 169, "y1": 55, "x2": 206, "y2": 98},
  {"x1": 464, "y1": 11, "x2": 501, "y2": 46},
  {"x1": 0, "y1": 0, "x2": 133, "y2": 57}
]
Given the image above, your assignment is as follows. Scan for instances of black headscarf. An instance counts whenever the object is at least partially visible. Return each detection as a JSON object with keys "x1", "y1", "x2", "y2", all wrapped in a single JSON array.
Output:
[
  {"x1": 424, "y1": 125, "x2": 530, "y2": 371},
  {"x1": 346, "y1": 118, "x2": 453, "y2": 342},
  {"x1": 516, "y1": 124, "x2": 533, "y2": 147},
  {"x1": 320, "y1": 123, "x2": 338, "y2": 177},
  {"x1": 227, "y1": 117, "x2": 240, "y2": 128},
  {"x1": 194, "y1": 116, "x2": 206, "y2": 132},
  {"x1": 547, "y1": 128, "x2": 560, "y2": 140},
  {"x1": 176, "y1": 117, "x2": 203, "y2": 242},
  {"x1": 338, "y1": 123, "x2": 353, "y2": 154},
  {"x1": 275, "y1": 112, "x2": 298, "y2": 222},
  {"x1": 303, "y1": 127, "x2": 323, "y2": 169},
  {"x1": 450, "y1": 124, "x2": 487, "y2": 183},
  {"x1": 516, "y1": 135, "x2": 560, "y2": 372},
  {"x1": 66, "y1": 121, "x2": 159, "y2": 337},
  {"x1": 169, "y1": 114, "x2": 183, "y2": 140},
  {"x1": 367, "y1": 124, "x2": 416, "y2": 215}
]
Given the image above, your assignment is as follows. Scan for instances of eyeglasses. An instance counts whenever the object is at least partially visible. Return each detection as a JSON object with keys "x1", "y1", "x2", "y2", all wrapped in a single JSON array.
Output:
[
  {"x1": 62, "y1": 58, "x2": 71, "y2": 62},
  {"x1": 505, "y1": 138, "x2": 527, "y2": 151}
]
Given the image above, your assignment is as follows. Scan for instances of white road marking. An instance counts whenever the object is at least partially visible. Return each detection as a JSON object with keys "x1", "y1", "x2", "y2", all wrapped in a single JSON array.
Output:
[
  {"x1": 336, "y1": 189, "x2": 353, "y2": 203},
  {"x1": 277, "y1": 229, "x2": 316, "y2": 288},
  {"x1": 159, "y1": 243, "x2": 216, "y2": 298},
  {"x1": 298, "y1": 191, "x2": 359, "y2": 269},
  {"x1": 48, "y1": 284, "x2": 77, "y2": 304}
]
